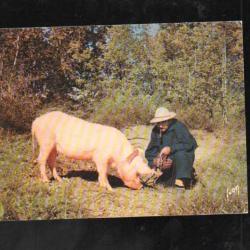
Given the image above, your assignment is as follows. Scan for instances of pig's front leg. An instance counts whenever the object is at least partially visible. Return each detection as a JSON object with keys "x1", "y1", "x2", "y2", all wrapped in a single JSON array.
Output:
[{"x1": 95, "y1": 160, "x2": 113, "y2": 191}]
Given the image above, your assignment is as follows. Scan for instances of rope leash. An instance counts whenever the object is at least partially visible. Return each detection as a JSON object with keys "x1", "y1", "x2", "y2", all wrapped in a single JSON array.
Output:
[{"x1": 140, "y1": 153, "x2": 167, "y2": 187}]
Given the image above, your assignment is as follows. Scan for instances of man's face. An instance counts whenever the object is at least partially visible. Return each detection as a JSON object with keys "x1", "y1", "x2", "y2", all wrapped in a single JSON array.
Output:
[{"x1": 157, "y1": 120, "x2": 170, "y2": 133}]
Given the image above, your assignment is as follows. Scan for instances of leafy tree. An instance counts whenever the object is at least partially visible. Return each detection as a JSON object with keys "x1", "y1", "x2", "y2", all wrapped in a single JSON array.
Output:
[
  {"x1": 48, "y1": 25, "x2": 108, "y2": 113},
  {"x1": 0, "y1": 22, "x2": 245, "y2": 130}
]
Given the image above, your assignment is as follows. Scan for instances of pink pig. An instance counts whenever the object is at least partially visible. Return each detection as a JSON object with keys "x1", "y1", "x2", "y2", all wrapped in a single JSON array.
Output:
[{"x1": 31, "y1": 111, "x2": 161, "y2": 191}]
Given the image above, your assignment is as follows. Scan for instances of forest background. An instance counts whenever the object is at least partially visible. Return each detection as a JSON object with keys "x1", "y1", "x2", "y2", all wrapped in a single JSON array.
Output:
[{"x1": 0, "y1": 22, "x2": 245, "y2": 131}]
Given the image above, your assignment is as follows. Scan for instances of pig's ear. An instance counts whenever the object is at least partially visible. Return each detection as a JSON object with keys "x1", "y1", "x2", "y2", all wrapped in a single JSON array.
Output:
[{"x1": 126, "y1": 149, "x2": 139, "y2": 164}]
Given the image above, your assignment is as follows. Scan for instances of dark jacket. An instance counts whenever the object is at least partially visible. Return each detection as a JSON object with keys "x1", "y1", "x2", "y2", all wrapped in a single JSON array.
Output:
[{"x1": 145, "y1": 119, "x2": 198, "y2": 168}]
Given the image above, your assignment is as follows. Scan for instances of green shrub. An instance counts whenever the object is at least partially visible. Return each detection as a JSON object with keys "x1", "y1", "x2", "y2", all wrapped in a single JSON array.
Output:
[
  {"x1": 170, "y1": 98, "x2": 245, "y2": 131},
  {"x1": 0, "y1": 76, "x2": 42, "y2": 132},
  {"x1": 174, "y1": 104, "x2": 214, "y2": 130},
  {"x1": 90, "y1": 89, "x2": 160, "y2": 128}
]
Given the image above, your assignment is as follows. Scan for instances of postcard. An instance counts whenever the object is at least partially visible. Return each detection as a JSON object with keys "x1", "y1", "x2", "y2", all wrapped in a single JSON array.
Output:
[{"x1": 0, "y1": 21, "x2": 247, "y2": 220}]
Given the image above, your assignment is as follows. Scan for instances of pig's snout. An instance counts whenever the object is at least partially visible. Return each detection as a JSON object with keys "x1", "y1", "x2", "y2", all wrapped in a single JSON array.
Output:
[{"x1": 124, "y1": 179, "x2": 143, "y2": 190}]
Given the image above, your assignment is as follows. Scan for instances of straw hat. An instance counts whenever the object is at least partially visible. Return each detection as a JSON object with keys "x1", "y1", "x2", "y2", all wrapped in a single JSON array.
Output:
[{"x1": 150, "y1": 107, "x2": 176, "y2": 124}]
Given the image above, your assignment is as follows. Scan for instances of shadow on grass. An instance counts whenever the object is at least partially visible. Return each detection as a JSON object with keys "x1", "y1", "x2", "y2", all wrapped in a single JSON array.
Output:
[
  {"x1": 155, "y1": 167, "x2": 199, "y2": 189},
  {"x1": 62, "y1": 170, "x2": 125, "y2": 188}
]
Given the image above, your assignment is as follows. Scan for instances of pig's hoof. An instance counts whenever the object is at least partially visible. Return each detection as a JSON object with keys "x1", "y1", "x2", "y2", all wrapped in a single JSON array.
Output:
[
  {"x1": 41, "y1": 178, "x2": 50, "y2": 183},
  {"x1": 101, "y1": 184, "x2": 113, "y2": 192},
  {"x1": 55, "y1": 177, "x2": 62, "y2": 182},
  {"x1": 107, "y1": 187, "x2": 113, "y2": 192}
]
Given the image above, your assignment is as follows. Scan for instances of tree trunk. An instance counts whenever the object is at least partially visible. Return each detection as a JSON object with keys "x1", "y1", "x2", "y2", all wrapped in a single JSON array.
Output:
[
  {"x1": 13, "y1": 35, "x2": 20, "y2": 67},
  {"x1": 222, "y1": 30, "x2": 228, "y2": 125}
]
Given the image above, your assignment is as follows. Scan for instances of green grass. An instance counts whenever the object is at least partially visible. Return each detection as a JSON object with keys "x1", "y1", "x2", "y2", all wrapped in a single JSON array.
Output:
[{"x1": 0, "y1": 127, "x2": 248, "y2": 220}]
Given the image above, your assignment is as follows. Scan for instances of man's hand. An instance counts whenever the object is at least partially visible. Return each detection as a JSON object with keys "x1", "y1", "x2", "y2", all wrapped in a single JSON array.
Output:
[
  {"x1": 162, "y1": 158, "x2": 172, "y2": 169},
  {"x1": 152, "y1": 150, "x2": 173, "y2": 170},
  {"x1": 160, "y1": 146, "x2": 171, "y2": 156}
]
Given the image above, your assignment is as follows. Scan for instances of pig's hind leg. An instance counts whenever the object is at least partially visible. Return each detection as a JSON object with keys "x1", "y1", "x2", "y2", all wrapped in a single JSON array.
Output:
[
  {"x1": 48, "y1": 147, "x2": 62, "y2": 182},
  {"x1": 37, "y1": 143, "x2": 55, "y2": 182}
]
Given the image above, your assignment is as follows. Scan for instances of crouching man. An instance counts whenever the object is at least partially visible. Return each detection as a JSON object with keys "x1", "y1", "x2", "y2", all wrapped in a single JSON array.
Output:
[{"x1": 145, "y1": 107, "x2": 198, "y2": 189}]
